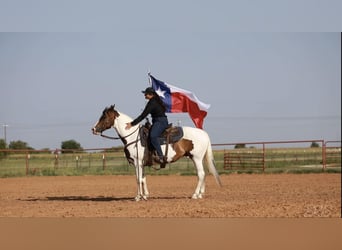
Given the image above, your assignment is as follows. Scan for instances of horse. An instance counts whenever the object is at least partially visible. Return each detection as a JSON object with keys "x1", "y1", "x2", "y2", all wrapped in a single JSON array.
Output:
[{"x1": 92, "y1": 105, "x2": 222, "y2": 201}]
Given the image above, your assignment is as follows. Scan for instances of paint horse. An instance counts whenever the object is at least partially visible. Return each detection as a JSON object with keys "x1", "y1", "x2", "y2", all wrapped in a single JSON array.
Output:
[{"x1": 92, "y1": 105, "x2": 222, "y2": 201}]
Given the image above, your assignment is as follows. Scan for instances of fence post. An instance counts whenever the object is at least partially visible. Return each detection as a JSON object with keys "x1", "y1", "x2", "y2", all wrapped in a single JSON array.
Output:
[
  {"x1": 54, "y1": 150, "x2": 59, "y2": 169},
  {"x1": 76, "y1": 156, "x2": 79, "y2": 168},
  {"x1": 322, "y1": 141, "x2": 326, "y2": 170},
  {"x1": 102, "y1": 153, "x2": 106, "y2": 170},
  {"x1": 26, "y1": 153, "x2": 30, "y2": 176},
  {"x1": 262, "y1": 143, "x2": 266, "y2": 172}
]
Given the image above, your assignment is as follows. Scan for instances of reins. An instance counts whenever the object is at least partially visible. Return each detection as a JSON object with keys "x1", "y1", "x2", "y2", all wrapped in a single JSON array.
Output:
[
  {"x1": 100, "y1": 134, "x2": 121, "y2": 140},
  {"x1": 100, "y1": 126, "x2": 140, "y2": 141}
]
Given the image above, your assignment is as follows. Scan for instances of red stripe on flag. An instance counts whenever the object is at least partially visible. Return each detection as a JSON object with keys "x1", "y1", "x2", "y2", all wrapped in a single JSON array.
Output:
[{"x1": 171, "y1": 92, "x2": 208, "y2": 129}]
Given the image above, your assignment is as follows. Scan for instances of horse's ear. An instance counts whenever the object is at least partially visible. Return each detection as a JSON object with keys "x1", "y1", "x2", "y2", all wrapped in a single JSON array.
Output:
[{"x1": 110, "y1": 104, "x2": 115, "y2": 109}]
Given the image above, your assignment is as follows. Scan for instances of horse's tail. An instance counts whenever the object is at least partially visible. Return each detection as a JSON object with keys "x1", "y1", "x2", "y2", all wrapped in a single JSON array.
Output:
[{"x1": 205, "y1": 140, "x2": 222, "y2": 187}]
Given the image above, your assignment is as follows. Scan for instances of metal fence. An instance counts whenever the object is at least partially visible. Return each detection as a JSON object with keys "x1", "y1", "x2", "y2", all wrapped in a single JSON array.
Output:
[
  {"x1": 213, "y1": 140, "x2": 341, "y2": 172},
  {"x1": 323, "y1": 141, "x2": 341, "y2": 168},
  {"x1": 0, "y1": 140, "x2": 340, "y2": 176},
  {"x1": 0, "y1": 148, "x2": 132, "y2": 176}
]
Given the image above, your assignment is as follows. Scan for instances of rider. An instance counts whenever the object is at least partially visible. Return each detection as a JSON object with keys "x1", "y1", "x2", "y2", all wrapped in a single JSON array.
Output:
[{"x1": 125, "y1": 87, "x2": 169, "y2": 168}]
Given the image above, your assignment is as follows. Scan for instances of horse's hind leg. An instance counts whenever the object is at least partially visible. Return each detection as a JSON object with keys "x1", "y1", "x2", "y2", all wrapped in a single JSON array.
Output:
[
  {"x1": 192, "y1": 159, "x2": 206, "y2": 199},
  {"x1": 200, "y1": 176, "x2": 206, "y2": 196}
]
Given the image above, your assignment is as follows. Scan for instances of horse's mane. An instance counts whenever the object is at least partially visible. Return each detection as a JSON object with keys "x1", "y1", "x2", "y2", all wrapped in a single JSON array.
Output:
[
  {"x1": 116, "y1": 111, "x2": 134, "y2": 123},
  {"x1": 105, "y1": 105, "x2": 133, "y2": 124}
]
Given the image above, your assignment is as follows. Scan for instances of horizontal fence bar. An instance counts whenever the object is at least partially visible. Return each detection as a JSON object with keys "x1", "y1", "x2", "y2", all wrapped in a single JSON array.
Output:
[{"x1": 213, "y1": 139, "x2": 325, "y2": 147}]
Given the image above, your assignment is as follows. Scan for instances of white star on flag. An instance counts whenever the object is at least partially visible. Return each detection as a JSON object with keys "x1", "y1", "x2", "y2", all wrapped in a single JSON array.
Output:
[{"x1": 155, "y1": 87, "x2": 166, "y2": 99}]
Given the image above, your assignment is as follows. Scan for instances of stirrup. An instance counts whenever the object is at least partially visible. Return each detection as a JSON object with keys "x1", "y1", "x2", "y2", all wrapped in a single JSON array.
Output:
[
  {"x1": 151, "y1": 156, "x2": 167, "y2": 170},
  {"x1": 160, "y1": 161, "x2": 167, "y2": 168},
  {"x1": 159, "y1": 156, "x2": 167, "y2": 168}
]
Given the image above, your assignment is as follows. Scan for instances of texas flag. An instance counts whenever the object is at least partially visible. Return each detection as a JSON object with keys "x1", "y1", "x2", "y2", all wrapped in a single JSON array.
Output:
[{"x1": 149, "y1": 73, "x2": 210, "y2": 129}]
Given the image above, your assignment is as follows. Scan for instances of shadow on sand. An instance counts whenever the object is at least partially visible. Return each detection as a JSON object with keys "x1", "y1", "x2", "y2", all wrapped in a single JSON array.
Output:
[{"x1": 19, "y1": 195, "x2": 190, "y2": 202}]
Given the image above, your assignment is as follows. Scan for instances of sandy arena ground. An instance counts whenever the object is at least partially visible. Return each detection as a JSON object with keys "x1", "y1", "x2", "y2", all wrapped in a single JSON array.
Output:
[{"x1": 0, "y1": 174, "x2": 340, "y2": 217}]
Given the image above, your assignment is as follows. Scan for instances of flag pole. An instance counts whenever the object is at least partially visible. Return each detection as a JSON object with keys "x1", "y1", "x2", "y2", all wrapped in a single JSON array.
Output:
[{"x1": 147, "y1": 69, "x2": 152, "y2": 86}]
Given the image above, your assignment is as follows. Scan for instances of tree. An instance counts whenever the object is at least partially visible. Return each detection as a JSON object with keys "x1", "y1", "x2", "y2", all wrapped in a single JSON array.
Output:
[
  {"x1": 61, "y1": 139, "x2": 83, "y2": 153},
  {"x1": 310, "y1": 141, "x2": 320, "y2": 148},
  {"x1": 0, "y1": 139, "x2": 6, "y2": 158},
  {"x1": 8, "y1": 140, "x2": 34, "y2": 150},
  {"x1": 0, "y1": 139, "x2": 6, "y2": 149},
  {"x1": 234, "y1": 143, "x2": 246, "y2": 149}
]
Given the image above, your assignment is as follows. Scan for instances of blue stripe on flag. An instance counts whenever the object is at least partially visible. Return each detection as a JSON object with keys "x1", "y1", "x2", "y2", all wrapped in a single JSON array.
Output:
[{"x1": 150, "y1": 75, "x2": 172, "y2": 112}]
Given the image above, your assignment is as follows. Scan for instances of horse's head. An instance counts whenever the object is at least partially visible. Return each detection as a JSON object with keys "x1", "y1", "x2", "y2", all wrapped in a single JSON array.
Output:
[{"x1": 92, "y1": 105, "x2": 119, "y2": 135}]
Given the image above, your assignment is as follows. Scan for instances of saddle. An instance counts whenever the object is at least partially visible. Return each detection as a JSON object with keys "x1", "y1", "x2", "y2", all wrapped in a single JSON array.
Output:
[
  {"x1": 139, "y1": 122, "x2": 184, "y2": 147},
  {"x1": 140, "y1": 120, "x2": 184, "y2": 166}
]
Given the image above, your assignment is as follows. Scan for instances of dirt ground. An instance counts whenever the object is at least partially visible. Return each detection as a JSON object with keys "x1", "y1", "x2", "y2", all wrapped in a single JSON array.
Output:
[{"x1": 0, "y1": 174, "x2": 340, "y2": 217}]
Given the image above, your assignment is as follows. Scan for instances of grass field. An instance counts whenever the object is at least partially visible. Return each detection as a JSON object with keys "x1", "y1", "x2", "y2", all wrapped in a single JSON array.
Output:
[{"x1": 0, "y1": 146, "x2": 340, "y2": 178}]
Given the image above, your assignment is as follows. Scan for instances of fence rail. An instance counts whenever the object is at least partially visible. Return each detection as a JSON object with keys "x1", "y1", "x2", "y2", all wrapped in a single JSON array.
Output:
[{"x1": 0, "y1": 140, "x2": 340, "y2": 176}]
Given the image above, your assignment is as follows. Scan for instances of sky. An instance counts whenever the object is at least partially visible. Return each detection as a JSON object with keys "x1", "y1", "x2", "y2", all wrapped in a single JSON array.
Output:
[{"x1": 0, "y1": 1, "x2": 341, "y2": 150}]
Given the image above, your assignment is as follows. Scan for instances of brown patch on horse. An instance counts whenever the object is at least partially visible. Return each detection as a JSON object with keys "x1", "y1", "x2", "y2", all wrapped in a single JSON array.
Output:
[
  {"x1": 112, "y1": 109, "x2": 120, "y2": 119},
  {"x1": 94, "y1": 105, "x2": 120, "y2": 134},
  {"x1": 171, "y1": 139, "x2": 194, "y2": 162},
  {"x1": 105, "y1": 107, "x2": 120, "y2": 124},
  {"x1": 124, "y1": 147, "x2": 135, "y2": 166}
]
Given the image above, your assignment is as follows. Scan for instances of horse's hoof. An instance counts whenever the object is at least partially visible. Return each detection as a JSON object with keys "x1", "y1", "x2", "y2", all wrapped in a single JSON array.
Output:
[
  {"x1": 142, "y1": 195, "x2": 148, "y2": 201},
  {"x1": 135, "y1": 196, "x2": 141, "y2": 201},
  {"x1": 192, "y1": 194, "x2": 203, "y2": 199}
]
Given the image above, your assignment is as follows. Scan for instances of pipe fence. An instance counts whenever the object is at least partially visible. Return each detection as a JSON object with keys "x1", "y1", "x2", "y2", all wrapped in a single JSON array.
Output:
[
  {"x1": 0, "y1": 140, "x2": 340, "y2": 177},
  {"x1": 213, "y1": 140, "x2": 340, "y2": 172}
]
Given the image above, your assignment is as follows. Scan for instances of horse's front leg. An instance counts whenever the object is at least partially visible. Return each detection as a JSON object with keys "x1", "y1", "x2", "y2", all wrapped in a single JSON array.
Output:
[
  {"x1": 142, "y1": 176, "x2": 149, "y2": 199},
  {"x1": 134, "y1": 166, "x2": 143, "y2": 201},
  {"x1": 135, "y1": 162, "x2": 148, "y2": 201}
]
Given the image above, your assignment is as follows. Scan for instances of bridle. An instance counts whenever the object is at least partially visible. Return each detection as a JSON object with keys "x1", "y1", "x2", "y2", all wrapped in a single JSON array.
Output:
[
  {"x1": 98, "y1": 110, "x2": 140, "y2": 141},
  {"x1": 98, "y1": 115, "x2": 142, "y2": 150}
]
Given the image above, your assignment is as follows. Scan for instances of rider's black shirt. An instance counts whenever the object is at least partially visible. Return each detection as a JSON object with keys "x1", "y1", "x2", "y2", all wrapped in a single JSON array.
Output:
[{"x1": 131, "y1": 97, "x2": 167, "y2": 126}]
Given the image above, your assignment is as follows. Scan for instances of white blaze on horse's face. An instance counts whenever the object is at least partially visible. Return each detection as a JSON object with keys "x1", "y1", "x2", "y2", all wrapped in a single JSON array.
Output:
[{"x1": 91, "y1": 121, "x2": 101, "y2": 135}]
